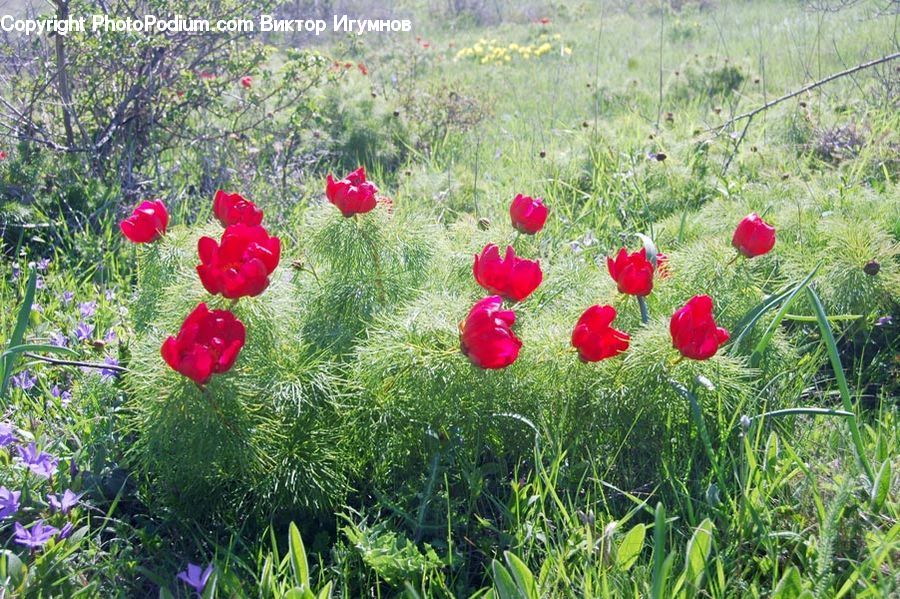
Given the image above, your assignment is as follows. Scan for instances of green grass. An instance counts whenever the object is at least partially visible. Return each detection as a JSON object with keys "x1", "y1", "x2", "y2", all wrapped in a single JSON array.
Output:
[{"x1": 0, "y1": 0, "x2": 898, "y2": 597}]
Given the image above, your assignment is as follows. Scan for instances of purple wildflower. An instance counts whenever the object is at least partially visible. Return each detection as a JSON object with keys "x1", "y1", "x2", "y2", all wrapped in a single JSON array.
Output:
[
  {"x1": 11, "y1": 370, "x2": 37, "y2": 391},
  {"x1": 32, "y1": 303, "x2": 43, "y2": 314},
  {"x1": 100, "y1": 356, "x2": 120, "y2": 381},
  {"x1": 177, "y1": 563, "x2": 214, "y2": 595},
  {"x1": 79, "y1": 301, "x2": 97, "y2": 318},
  {"x1": 49, "y1": 332, "x2": 68, "y2": 348},
  {"x1": 61, "y1": 291, "x2": 75, "y2": 305},
  {"x1": 11, "y1": 264, "x2": 20, "y2": 281},
  {"x1": 75, "y1": 322, "x2": 94, "y2": 342},
  {"x1": 17, "y1": 443, "x2": 59, "y2": 478},
  {"x1": 36, "y1": 258, "x2": 51, "y2": 271},
  {"x1": 105, "y1": 289, "x2": 115, "y2": 301},
  {"x1": 50, "y1": 384, "x2": 72, "y2": 406},
  {"x1": 48, "y1": 489, "x2": 82, "y2": 514},
  {"x1": 0, "y1": 422, "x2": 16, "y2": 446},
  {"x1": 876, "y1": 316, "x2": 893, "y2": 327},
  {"x1": 14, "y1": 520, "x2": 60, "y2": 549},
  {"x1": 104, "y1": 329, "x2": 118, "y2": 344},
  {"x1": 58, "y1": 522, "x2": 74, "y2": 540},
  {"x1": 35, "y1": 276, "x2": 45, "y2": 290},
  {"x1": 0, "y1": 487, "x2": 21, "y2": 519}
]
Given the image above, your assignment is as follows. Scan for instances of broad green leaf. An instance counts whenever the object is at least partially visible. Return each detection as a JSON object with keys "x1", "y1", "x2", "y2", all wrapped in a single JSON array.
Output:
[
  {"x1": 684, "y1": 518, "x2": 714, "y2": 589},
  {"x1": 1, "y1": 268, "x2": 37, "y2": 399},
  {"x1": 772, "y1": 566, "x2": 803, "y2": 599},
  {"x1": 871, "y1": 460, "x2": 891, "y2": 512},
  {"x1": 289, "y1": 522, "x2": 310, "y2": 589},
  {"x1": 316, "y1": 581, "x2": 333, "y2": 599},
  {"x1": 504, "y1": 551, "x2": 537, "y2": 599},
  {"x1": 491, "y1": 560, "x2": 521, "y2": 599},
  {"x1": 616, "y1": 523, "x2": 645, "y2": 571}
]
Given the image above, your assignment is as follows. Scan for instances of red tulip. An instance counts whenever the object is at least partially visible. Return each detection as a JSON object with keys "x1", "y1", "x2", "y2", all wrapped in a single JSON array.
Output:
[
  {"x1": 120, "y1": 199, "x2": 168, "y2": 244},
  {"x1": 325, "y1": 167, "x2": 378, "y2": 217},
  {"x1": 670, "y1": 295, "x2": 730, "y2": 360},
  {"x1": 607, "y1": 248, "x2": 654, "y2": 296},
  {"x1": 571, "y1": 305, "x2": 630, "y2": 362},
  {"x1": 509, "y1": 194, "x2": 548, "y2": 235},
  {"x1": 460, "y1": 296, "x2": 522, "y2": 369},
  {"x1": 240, "y1": 76, "x2": 252, "y2": 89},
  {"x1": 197, "y1": 224, "x2": 281, "y2": 299},
  {"x1": 732, "y1": 213, "x2": 775, "y2": 258},
  {"x1": 161, "y1": 303, "x2": 246, "y2": 384},
  {"x1": 213, "y1": 190, "x2": 263, "y2": 227},
  {"x1": 473, "y1": 244, "x2": 542, "y2": 302}
]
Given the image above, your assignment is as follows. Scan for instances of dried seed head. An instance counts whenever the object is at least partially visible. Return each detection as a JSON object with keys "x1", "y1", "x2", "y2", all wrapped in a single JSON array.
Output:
[{"x1": 863, "y1": 260, "x2": 880, "y2": 276}]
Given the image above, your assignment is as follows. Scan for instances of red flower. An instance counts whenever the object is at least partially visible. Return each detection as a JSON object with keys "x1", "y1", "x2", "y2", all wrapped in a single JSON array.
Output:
[
  {"x1": 357, "y1": 63, "x2": 368, "y2": 76},
  {"x1": 120, "y1": 199, "x2": 168, "y2": 244},
  {"x1": 460, "y1": 296, "x2": 522, "y2": 369},
  {"x1": 571, "y1": 305, "x2": 630, "y2": 362},
  {"x1": 473, "y1": 244, "x2": 543, "y2": 302},
  {"x1": 213, "y1": 190, "x2": 263, "y2": 227},
  {"x1": 607, "y1": 248, "x2": 654, "y2": 296},
  {"x1": 0, "y1": 151, "x2": 7, "y2": 160},
  {"x1": 655, "y1": 252, "x2": 670, "y2": 279},
  {"x1": 325, "y1": 167, "x2": 378, "y2": 217},
  {"x1": 197, "y1": 224, "x2": 281, "y2": 299},
  {"x1": 240, "y1": 76, "x2": 252, "y2": 89},
  {"x1": 199, "y1": 71, "x2": 216, "y2": 80},
  {"x1": 509, "y1": 194, "x2": 548, "y2": 235},
  {"x1": 161, "y1": 303, "x2": 246, "y2": 384},
  {"x1": 732, "y1": 213, "x2": 775, "y2": 258},
  {"x1": 670, "y1": 295, "x2": 730, "y2": 360}
]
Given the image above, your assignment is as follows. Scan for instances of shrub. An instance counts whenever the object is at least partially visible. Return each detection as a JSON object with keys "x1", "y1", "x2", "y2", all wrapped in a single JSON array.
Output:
[{"x1": 124, "y1": 223, "x2": 351, "y2": 522}]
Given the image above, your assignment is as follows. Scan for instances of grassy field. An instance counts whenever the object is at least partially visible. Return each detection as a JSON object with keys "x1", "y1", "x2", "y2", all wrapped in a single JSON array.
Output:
[{"x1": 0, "y1": 0, "x2": 898, "y2": 597}]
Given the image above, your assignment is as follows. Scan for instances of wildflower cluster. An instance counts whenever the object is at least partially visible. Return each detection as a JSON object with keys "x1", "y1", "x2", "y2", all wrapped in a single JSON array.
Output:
[
  {"x1": 120, "y1": 189, "x2": 281, "y2": 385},
  {"x1": 459, "y1": 191, "x2": 775, "y2": 368},
  {"x1": 0, "y1": 423, "x2": 82, "y2": 553},
  {"x1": 455, "y1": 34, "x2": 572, "y2": 66}
]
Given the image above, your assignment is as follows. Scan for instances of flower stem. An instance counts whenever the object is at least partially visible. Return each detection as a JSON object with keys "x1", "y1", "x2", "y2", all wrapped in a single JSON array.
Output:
[{"x1": 637, "y1": 296, "x2": 649, "y2": 324}]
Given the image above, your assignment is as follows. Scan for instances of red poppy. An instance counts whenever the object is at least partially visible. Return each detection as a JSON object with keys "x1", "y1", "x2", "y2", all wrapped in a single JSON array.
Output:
[
  {"x1": 161, "y1": 303, "x2": 246, "y2": 384},
  {"x1": 732, "y1": 213, "x2": 775, "y2": 258},
  {"x1": 325, "y1": 167, "x2": 378, "y2": 217},
  {"x1": 509, "y1": 194, "x2": 548, "y2": 235},
  {"x1": 473, "y1": 244, "x2": 542, "y2": 302},
  {"x1": 670, "y1": 295, "x2": 730, "y2": 360},
  {"x1": 213, "y1": 190, "x2": 263, "y2": 227},
  {"x1": 240, "y1": 76, "x2": 252, "y2": 89},
  {"x1": 196, "y1": 224, "x2": 281, "y2": 299},
  {"x1": 460, "y1": 296, "x2": 522, "y2": 369},
  {"x1": 120, "y1": 199, "x2": 168, "y2": 244},
  {"x1": 607, "y1": 248, "x2": 654, "y2": 296},
  {"x1": 571, "y1": 305, "x2": 630, "y2": 362},
  {"x1": 357, "y1": 63, "x2": 368, "y2": 76}
]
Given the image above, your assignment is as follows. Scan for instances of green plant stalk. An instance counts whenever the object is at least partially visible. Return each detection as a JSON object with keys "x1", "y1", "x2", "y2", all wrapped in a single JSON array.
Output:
[
  {"x1": 805, "y1": 287, "x2": 874, "y2": 481},
  {"x1": 748, "y1": 407, "x2": 853, "y2": 422},
  {"x1": 637, "y1": 296, "x2": 649, "y2": 324},
  {"x1": 670, "y1": 380, "x2": 729, "y2": 500}
]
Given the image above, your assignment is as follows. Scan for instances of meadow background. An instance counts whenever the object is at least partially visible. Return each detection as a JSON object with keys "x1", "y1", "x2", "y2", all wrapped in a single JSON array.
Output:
[{"x1": 0, "y1": 0, "x2": 898, "y2": 596}]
